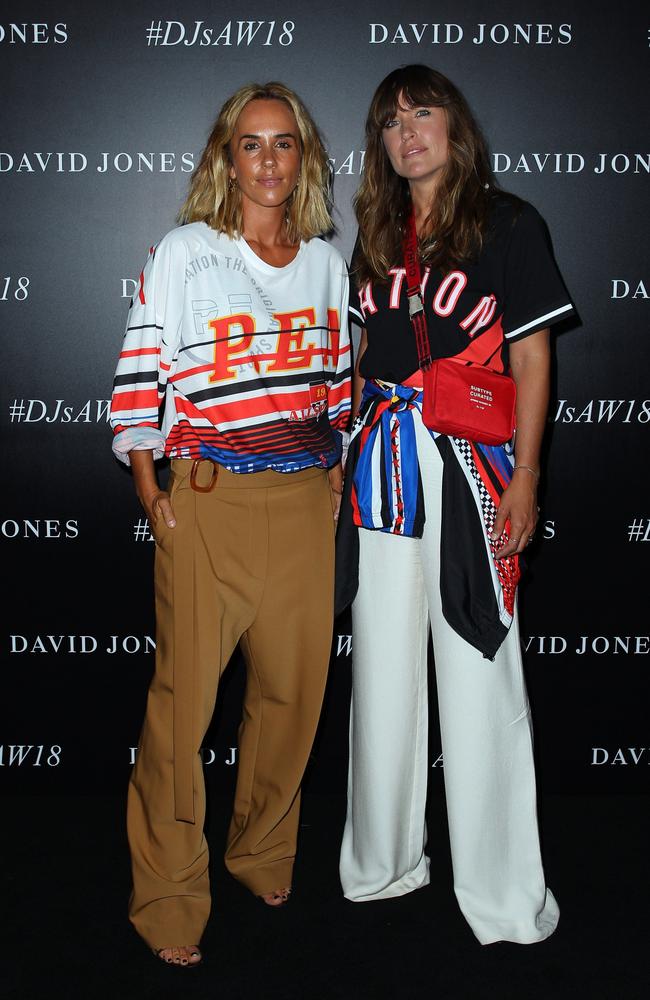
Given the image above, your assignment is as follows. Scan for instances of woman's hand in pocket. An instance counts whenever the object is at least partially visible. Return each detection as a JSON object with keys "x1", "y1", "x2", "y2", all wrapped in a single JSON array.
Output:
[
  {"x1": 328, "y1": 462, "x2": 343, "y2": 523},
  {"x1": 144, "y1": 489, "x2": 177, "y2": 532},
  {"x1": 129, "y1": 449, "x2": 177, "y2": 533}
]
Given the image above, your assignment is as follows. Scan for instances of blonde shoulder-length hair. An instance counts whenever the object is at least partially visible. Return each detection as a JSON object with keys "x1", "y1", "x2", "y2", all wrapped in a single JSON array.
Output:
[{"x1": 179, "y1": 82, "x2": 333, "y2": 243}]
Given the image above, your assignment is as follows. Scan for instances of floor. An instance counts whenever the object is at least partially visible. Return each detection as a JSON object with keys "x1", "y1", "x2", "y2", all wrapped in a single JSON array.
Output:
[{"x1": 1, "y1": 792, "x2": 647, "y2": 1000}]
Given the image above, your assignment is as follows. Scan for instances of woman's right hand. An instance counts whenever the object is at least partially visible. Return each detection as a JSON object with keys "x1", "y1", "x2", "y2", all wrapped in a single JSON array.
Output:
[
  {"x1": 141, "y1": 488, "x2": 177, "y2": 531},
  {"x1": 129, "y1": 449, "x2": 177, "y2": 532}
]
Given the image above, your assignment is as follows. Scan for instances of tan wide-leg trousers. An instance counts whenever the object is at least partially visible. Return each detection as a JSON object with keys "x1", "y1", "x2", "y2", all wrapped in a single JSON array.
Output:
[{"x1": 127, "y1": 459, "x2": 335, "y2": 950}]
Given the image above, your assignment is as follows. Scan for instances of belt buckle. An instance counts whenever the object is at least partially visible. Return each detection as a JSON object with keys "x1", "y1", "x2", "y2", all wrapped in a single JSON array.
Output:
[{"x1": 189, "y1": 458, "x2": 219, "y2": 493}]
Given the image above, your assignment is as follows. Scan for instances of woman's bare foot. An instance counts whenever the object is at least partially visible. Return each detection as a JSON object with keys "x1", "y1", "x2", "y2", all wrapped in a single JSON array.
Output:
[
  {"x1": 259, "y1": 887, "x2": 291, "y2": 907},
  {"x1": 154, "y1": 945, "x2": 202, "y2": 967}
]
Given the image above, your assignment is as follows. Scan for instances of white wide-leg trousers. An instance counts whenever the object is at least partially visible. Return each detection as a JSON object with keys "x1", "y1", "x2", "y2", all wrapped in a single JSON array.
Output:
[{"x1": 340, "y1": 413, "x2": 559, "y2": 945}]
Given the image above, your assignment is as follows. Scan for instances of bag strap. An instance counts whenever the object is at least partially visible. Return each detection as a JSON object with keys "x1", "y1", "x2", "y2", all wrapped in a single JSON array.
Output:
[{"x1": 403, "y1": 208, "x2": 432, "y2": 371}]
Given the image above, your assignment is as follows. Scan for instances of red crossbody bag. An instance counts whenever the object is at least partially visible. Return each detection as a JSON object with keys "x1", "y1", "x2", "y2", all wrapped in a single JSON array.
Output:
[{"x1": 403, "y1": 210, "x2": 516, "y2": 446}]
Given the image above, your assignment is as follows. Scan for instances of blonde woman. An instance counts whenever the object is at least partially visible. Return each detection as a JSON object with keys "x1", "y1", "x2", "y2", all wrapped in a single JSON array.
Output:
[{"x1": 111, "y1": 83, "x2": 351, "y2": 966}]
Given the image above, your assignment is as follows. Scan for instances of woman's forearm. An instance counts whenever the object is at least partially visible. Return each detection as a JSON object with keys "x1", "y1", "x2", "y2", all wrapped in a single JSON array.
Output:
[
  {"x1": 490, "y1": 330, "x2": 550, "y2": 556},
  {"x1": 351, "y1": 328, "x2": 368, "y2": 418},
  {"x1": 510, "y1": 328, "x2": 550, "y2": 480},
  {"x1": 129, "y1": 449, "x2": 159, "y2": 503}
]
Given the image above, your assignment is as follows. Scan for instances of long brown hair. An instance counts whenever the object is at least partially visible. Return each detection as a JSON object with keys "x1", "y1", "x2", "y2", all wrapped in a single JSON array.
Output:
[
  {"x1": 354, "y1": 65, "x2": 495, "y2": 283},
  {"x1": 179, "y1": 82, "x2": 333, "y2": 243}
]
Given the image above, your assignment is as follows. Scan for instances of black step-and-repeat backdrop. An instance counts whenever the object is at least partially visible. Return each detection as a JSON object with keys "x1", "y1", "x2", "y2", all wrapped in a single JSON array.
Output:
[{"x1": 1, "y1": 1, "x2": 648, "y2": 797}]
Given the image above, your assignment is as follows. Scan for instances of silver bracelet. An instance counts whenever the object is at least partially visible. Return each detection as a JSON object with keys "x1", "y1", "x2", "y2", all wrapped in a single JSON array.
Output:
[{"x1": 513, "y1": 464, "x2": 540, "y2": 481}]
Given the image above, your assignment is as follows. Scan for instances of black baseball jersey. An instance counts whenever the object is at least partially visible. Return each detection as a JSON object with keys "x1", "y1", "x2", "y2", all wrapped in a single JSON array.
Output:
[{"x1": 349, "y1": 195, "x2": 575, "y2": 384}]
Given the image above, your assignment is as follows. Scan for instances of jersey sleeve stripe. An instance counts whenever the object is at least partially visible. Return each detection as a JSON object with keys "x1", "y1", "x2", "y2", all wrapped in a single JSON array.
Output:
[
  {"x1": 120, "y1": 347, "x2": 161, "y2": 359},
  {"x1": 111, "y1": 389, "x2": 160, "y2": 411},
  {"x1": 505, "y1": 303, "x2": 573, "y2": 339},
  {"x1": 113, "y1": 370, "x2": 160, "y2": 387}
]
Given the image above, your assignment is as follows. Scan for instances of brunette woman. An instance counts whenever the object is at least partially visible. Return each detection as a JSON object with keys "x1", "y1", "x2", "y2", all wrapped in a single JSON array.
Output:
[
  {"x1": 111, "y1": 83, "x2": 351, "y2": 965},
  {"x1": 339, "y1": 65, "x2": 574, "y2": 945}
]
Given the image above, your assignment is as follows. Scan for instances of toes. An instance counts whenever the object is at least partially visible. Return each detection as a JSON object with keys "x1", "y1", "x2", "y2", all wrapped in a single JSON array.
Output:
[
  {"x1": 154, "y1": 944, "x2": 203, "y2": 966},
  {"x1": 260, "y1": 886, "x2": 292, "y2": 906},
  {"x1": 155, "y1": 945, "x2": 202, "y2": 966}
]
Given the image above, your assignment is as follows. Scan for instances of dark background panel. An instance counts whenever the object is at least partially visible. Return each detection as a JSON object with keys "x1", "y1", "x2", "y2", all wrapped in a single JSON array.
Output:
[{"x1": 1, "y1": 0, "x2": 648, "y2": 796}]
